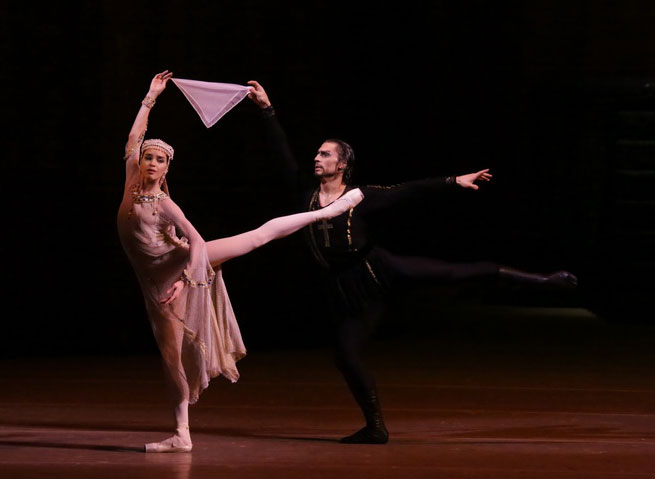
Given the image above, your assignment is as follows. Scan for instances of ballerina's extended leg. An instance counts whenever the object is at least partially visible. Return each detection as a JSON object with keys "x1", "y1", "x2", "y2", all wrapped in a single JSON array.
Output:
[{"x1": 206, "y1": 188, "x2": 364, "y2": 266}]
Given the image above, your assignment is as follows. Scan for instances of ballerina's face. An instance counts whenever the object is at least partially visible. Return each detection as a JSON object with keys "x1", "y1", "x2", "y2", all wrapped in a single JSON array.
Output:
[{"x1": 139, "y1": 148, "x2": 169, "y2": 183}]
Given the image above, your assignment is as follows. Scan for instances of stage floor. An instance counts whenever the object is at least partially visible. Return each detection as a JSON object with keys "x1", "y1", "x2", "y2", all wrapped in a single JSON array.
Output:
[{"x1": 2, "y1": 306, "x2": 655, "y2": 478}]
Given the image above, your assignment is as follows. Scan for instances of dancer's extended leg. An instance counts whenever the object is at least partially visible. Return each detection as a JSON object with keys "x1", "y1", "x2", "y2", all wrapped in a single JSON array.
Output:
[
  {"x1": 381, "y1": 251, "x2": 577, "y2": 289},
  {"x1": 381, "y1": 251, "x2": 499, "y2": 282},
  {"x1": 207, "y1": 188, "x2": 363, "y2": 266},
  {"x1": 334, "y1": 251, "x2": 576, "y2": 445}
]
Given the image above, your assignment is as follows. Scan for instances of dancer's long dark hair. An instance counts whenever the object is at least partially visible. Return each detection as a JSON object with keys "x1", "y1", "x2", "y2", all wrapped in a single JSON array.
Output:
[{"x1": 325, "y1": 138, "x2": 355, "y2": 185}]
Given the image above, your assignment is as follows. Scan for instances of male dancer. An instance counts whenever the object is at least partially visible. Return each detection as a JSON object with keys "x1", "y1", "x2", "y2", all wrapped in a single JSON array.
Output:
[{"x1": 247, "y1": 81, "x2": 577, "y2": 444}]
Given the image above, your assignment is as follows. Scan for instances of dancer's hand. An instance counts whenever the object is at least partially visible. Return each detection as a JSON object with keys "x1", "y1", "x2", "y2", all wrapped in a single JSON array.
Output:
[
  {"x1": 456, "y1": 169, "x2": 492, "y2": 190},
  {"x1": 247, "y1": 80, "x2": 271, "y2": 108},
  {"x1": 149, "y1": 70, "x2": 173, "y2": 98},
  {"x1": 161, "y1": 280, "x2": 185, "y2": 305}
]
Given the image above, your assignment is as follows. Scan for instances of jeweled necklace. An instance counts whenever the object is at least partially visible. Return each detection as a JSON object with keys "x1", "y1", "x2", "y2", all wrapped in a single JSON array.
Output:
[{"x1": 128, "y1": 183, "x2": 168, "y2": 218}]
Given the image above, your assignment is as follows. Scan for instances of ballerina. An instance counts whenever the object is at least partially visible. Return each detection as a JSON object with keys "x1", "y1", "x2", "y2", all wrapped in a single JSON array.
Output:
[{"x1": 117, "y1": 71, "x2": 364, "y2": 452}]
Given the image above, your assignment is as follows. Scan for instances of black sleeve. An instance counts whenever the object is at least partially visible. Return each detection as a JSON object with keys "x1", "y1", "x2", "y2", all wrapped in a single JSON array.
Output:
[
  {"x1": 259, "y1": 107, "x2": 314, "y2": 195},
  {"x1": 260, "y1": 106, "x2": 298, "y2": 177},
  {"x1": 361, "y1": 176, "x2": 457, "y2": 215}
]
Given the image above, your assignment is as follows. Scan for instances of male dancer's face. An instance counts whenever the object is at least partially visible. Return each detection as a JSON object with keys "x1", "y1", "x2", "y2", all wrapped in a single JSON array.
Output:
[{"x1": 314, "y1": 142, "x2": 344, "y2": 179}]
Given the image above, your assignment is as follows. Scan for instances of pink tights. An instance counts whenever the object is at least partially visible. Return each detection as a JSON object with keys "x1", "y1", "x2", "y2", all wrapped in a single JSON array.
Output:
[{"x1": 206, "y1": 189, "x2": 362, "y2": 266}]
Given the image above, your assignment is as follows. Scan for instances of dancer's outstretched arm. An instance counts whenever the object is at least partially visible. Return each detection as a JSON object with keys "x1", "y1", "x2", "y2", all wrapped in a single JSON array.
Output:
[
  {"x1": 247, "y1": 80, "x2": 304, "y2": 190},
  {"x1": 207, "y1": 189, "x2": 363, "y2": 267},
  {"x1": 361, "y1": 169, "x2": 493, "y2": 215},
  {"x1": 124, "y1": 70, "x2": 173, "y2": 162}
]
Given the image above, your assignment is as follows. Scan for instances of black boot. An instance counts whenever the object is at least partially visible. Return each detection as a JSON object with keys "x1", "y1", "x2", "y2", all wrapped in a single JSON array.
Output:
[
  {"x1": 340, "y1": 389, "x2": 389, "y2": 444},
  {"x1": 498, "y1": 266, "x2": 578, "y2": 290}
]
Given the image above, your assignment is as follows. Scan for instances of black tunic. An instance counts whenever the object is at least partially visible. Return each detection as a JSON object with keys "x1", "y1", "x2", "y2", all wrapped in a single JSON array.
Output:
[{"x1": 306, "y1": 181, "x2": 457, "y2": 316}]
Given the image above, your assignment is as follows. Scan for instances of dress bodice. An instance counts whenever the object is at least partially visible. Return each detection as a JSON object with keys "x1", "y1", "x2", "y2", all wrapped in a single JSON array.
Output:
[{"x1": 118, "y1": 188, "x2": 189, "y2": 259}]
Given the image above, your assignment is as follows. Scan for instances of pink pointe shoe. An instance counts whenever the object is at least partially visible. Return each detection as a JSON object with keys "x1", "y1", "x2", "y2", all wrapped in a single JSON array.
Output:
[
  {"x1": 340, "y1": 188, "x2": 364, "y2": 209},
  {"x1": 144, "y1": 427, "x2": 193, "y2": 453},
  {"x1": 317, "y1": 188, "x2": 365, "y2": 220}
]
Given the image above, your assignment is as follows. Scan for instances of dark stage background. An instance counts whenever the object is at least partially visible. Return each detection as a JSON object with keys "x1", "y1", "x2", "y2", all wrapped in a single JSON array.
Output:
[{"x1": 2, "y1": 1, "x2": 654, "y2": 357}]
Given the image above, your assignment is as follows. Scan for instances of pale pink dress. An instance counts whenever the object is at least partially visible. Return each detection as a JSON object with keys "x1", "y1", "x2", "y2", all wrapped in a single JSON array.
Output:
[{"x1": 117, "y1": 154, "x2": 245, "y2": 404}]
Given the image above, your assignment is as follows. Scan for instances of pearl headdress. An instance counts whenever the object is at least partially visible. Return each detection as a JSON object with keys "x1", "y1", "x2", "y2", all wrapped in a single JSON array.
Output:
[{"x1": 141, "y1": 139, "x2": 175, "y2": 161}]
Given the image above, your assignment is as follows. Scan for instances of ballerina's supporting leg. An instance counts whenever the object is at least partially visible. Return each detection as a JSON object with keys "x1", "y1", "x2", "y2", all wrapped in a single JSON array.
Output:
[
  {"x1": 145, "y1": 313, "x2": 193, "y2": 453},
  {"x1": 207, "y1": 188, "x2": 363, "y2": 266}
]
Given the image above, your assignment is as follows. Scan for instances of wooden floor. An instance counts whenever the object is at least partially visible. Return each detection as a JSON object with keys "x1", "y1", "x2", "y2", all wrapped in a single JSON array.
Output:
[{"x1": 2, "y1": 306, "x2": 655, "y2": 478}]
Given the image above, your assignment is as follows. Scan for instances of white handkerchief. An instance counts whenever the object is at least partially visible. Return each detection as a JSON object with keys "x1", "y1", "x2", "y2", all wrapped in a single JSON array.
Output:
[{"x1": 172, "y1": 78, "x2": 250, "y2": 128}]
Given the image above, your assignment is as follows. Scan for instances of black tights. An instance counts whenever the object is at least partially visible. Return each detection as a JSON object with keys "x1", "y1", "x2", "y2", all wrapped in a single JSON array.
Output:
[
  {"x1": 380, "y1": 250, "x2": 499, "y2": 283},
  {"x1": 334, "y1": 312, "x2": 379, "y2": 402},
  {"x1": 333, "y1": 251, "x2": 499, "y2": 424}
]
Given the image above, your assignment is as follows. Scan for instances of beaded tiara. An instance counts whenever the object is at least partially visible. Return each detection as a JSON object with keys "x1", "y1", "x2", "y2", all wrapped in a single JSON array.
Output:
[{"x1": 141, "y1": 139, "x2": 175, "y2": 161}]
